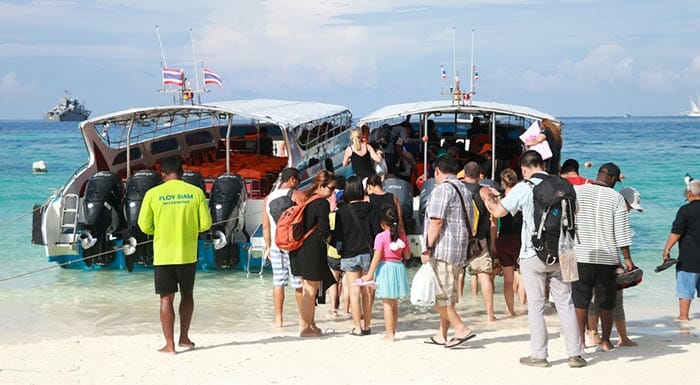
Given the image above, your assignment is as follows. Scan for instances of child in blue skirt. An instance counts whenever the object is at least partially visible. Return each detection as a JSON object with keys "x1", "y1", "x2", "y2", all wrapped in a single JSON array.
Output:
[{"x1": 362, "y1": 206, "x2": 410, "y2": 341}]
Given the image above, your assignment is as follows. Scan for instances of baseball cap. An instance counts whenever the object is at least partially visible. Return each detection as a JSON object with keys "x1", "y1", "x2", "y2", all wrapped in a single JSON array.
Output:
[
  {"x1": 620, "y1": 187, "x2": 643, "y2": 212},
  {"x1": 479, "y1": 143, "x2": 492, "y2": 155},
  {"x1": 599, "y1": 162, "x2": 621, "y2": 180}
]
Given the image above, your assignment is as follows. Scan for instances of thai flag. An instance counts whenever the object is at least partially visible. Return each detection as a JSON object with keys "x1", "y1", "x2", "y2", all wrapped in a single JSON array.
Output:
[
  {"x1": 473, "y1": 66, "x2": 479, "y2": 80},
  {"x1": 203, "y1": 68, "x2": 224, "y2": 90},
  {"x1": 441, "y1": 65, "x2": 447, "y2": 80},
  {"x1": 162, "y1": 68, "x2": 184, "y2": 87}
]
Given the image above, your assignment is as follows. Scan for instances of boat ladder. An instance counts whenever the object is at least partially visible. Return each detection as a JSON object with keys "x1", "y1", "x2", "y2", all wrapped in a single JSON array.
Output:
[{"x1": 59, "y1": 193, "x2": 80, "y2": 243}]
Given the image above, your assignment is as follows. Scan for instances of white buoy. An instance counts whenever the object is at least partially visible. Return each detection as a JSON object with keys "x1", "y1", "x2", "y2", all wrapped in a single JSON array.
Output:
[{"x1": 33, "y1": 160, "x2": 48, "y2": 173}]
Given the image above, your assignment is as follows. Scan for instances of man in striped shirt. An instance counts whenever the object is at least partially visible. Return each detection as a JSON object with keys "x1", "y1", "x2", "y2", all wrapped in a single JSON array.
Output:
[{"x1": 573, "y1": 162, "x2": 635, "y2": 352}]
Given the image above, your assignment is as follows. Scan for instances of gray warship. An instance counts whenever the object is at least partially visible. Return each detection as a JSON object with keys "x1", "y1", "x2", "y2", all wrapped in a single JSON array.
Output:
[{"x1": 44, "y1": 90, "x2": 91, "y2": 121}]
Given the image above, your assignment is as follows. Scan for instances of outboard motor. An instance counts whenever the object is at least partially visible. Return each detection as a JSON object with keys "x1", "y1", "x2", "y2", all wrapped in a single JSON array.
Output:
[
  {"x1": 182, "y1": 170, "x2": 206, "y2": 192},
  {"x1": 418, "y1": 177, "x2": 436, "y2": 224},
  {"x1": 208, "y1": 173, "x2": 246, "y2": 269},
  {"x1": 383, "y1": 176, "x2": 416, "y2": 233},
  {"x1": 81, "y1": 171, "x2": 124, "y2": 266},
  {"x1": 122, "y1": 170, "x2": 162, "y2": 272}
]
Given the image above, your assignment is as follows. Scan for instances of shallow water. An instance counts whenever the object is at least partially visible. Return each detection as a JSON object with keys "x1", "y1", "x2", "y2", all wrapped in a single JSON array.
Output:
[{"x1": 0, "y1": 116, "x2": 698, "y2": 343}]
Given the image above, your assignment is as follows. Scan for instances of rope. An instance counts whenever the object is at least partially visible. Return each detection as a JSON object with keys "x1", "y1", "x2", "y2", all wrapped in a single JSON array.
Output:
[
  {"x1": 0, "y1": 217, "x2": 240, "y2": 284},
  {"x1": 0, "y1": 206, "x2": 42, "y2": 227}
]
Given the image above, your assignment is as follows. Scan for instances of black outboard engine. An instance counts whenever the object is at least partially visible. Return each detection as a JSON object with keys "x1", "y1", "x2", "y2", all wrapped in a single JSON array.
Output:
[
  {"x1": 418, "y1": 177, "x2": 436, "y2": 224},
  {"x1": 208, "y1": 173, "x2": 246, "y2": 269},
  {"x1": 383, "y1": 176, "x2": 416, "y2": 233},
  {"x1": 81, "y1": 171, "x2": 124, "y2": 266},
  {"x1": 122, "y1": 170, "x2": 162, "y2": 272},
  {"x1": 182, "y1": 170, "x2": 206, "y2": 192}
]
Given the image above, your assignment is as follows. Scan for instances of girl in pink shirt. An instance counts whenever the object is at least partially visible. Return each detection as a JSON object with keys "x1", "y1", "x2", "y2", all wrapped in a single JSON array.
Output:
[{"x1": 362, "y1": 206, "x2": 410, "y2": 341}]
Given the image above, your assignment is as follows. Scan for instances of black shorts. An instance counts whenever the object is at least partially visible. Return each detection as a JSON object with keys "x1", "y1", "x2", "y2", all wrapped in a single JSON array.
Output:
[
  {"x1": 571, "y1": 263, "x2": 618, "y2": 310},
  {"x1": 154, "y1": 263, "x2": 197, "y2": 295}
]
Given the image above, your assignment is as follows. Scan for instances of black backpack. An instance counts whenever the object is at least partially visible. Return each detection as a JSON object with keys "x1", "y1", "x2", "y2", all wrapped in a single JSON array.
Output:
[
  {"x1": 368, "y1": 124, "x2": 393, "y2": 150},
  {"x1": 268, "y1": 189, "x2": 294, "y2": 223},
  {"x1": 526, "y1": 174, "x2": 576, "y2": 265}
]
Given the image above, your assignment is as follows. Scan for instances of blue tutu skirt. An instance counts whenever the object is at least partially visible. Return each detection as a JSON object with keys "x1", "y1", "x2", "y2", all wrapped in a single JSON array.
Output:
[{"x1": 375, "y1": 261, "x2": 410, "y2": 299}]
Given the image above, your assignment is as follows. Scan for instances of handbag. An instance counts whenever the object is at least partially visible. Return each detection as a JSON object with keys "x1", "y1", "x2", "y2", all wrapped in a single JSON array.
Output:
[
  {"x1": 374, "y1": 157, "x2": 388, "y2": 176},
  {"x1": 446, "y1": 181, "x2": 494, "y2": 274}
]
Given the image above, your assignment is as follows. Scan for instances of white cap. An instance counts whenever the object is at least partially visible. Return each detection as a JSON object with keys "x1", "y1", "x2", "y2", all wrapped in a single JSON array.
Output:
[{"x1": 620, "y1": 187, "x2": 643, "y2": 212}]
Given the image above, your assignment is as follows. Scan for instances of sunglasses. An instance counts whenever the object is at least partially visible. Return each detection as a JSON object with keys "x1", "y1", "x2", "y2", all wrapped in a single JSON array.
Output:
[{"x1": 325, "y1": 185, "x2": 336, "y2": 191}]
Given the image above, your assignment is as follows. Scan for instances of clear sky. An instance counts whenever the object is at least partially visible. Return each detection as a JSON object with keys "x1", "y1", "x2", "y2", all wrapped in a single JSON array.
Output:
[{"x1": 1, "y1": 0, "x2": 699, "y2": 119}]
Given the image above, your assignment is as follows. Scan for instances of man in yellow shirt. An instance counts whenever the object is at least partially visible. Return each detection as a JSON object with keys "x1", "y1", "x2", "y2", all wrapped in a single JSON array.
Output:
[{"x1": 138, "y1": 156, "x2": 212, "y2": 354}]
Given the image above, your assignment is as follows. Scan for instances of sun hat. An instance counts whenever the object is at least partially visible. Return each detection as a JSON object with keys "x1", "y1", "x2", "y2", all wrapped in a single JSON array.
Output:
[{"x1": 620, "y1": 187, "x2": 643, "y2": 212}]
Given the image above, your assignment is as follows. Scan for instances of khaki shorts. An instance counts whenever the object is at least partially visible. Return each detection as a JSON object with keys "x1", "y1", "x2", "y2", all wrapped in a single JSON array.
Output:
[{"x1": 430, "y1": 259, "x2": 460, "y2": 306}]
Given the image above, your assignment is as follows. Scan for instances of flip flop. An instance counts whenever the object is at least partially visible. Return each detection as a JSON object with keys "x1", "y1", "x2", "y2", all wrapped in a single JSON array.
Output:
[
  {"x1": 354, "y1": 279, "x2": 377, "y2": 288},
  {"x1": 655, "y1": 258, "x2": 677, "y2": 273},
  {"x1": 423, "y1": 336, "x2": 445, "y2": 346},
  {"x1": 349, "y1": 328, "x2": 364, "y2": 336},
  {"x1": 445, "y1": 332, "x2": 476, "y2": 349}
]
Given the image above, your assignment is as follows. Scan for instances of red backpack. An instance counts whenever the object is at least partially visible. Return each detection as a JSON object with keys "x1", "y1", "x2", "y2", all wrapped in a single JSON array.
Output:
[{"x1": 274, "y1": 195, "x2": 322, "y2": 251}]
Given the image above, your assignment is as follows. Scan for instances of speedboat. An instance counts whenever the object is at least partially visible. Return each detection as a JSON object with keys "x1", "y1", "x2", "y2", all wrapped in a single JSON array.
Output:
[
  {"x1": 32, "y1": 99, "x2": 353, "y2": 271},
  {"x1": 358, "y1": 98, "x2": 559, "y2": 254}
]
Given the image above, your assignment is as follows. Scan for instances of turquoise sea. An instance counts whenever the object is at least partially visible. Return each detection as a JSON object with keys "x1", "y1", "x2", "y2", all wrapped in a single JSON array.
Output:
[{"x1": 0, "y1": 117, "x2": 698, "y2": 343}]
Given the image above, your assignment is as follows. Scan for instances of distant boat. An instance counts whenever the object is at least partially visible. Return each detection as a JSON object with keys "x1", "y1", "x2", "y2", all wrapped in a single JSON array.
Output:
[
  {"x1": 685, "y1": 96, "x2": 700, "y2": 117},
  {"x1": 44, "y1": 90, "x2": 91, "y2": 121}
]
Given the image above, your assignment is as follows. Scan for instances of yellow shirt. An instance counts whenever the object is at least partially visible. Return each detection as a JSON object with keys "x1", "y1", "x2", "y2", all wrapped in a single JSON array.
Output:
[{"x1": 138, "y1": 179, "x2": 212, "y2": 265}]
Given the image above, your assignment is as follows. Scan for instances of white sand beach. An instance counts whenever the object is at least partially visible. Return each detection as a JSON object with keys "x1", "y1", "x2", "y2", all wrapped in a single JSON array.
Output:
[{"x1": 2, "y1": 302, "x2": 698, "y2": 385}]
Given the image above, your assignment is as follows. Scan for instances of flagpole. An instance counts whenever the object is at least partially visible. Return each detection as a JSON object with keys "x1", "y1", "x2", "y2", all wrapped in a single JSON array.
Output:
[
  {"x1": 155, "y1": 25, "x2": 167, "y2": 68},
  {"x1": 452, "y1": 26, "x2": 457, "y2": 92},
  {"x1": 469, "y1": 28, "x2": 475, "y2": 98},
  {"x1": 189, "y1": 28, "x2": 201, "y2": 93}
]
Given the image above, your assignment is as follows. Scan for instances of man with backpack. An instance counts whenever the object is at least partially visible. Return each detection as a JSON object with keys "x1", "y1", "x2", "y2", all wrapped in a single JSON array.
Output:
[
  {"x1": 262, "y1": 167, "x2": 305, "y2": 328},
  {"x1": 461, "y1": 161, "x2": 497, "y2": 321},
  {"x1": 483, "y1": 150, "x2": 585, "y2": 368},
  {"x1": 573, "y1": 163, "x2": 635, "y2": 351}
]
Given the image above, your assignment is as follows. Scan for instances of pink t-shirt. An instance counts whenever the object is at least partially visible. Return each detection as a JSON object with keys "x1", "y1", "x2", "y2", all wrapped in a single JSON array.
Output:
[{"x1": 373, "y1": 230, "x2": 408, "y2": 262}]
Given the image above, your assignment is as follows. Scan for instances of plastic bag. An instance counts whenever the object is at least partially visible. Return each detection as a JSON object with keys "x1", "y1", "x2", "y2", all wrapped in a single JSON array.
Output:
[
  {"x1": 558, "y1": 231, "x2": 578, "y2": 283},
  {"x1": 374, "y1": 157, "x2": 388, "y2": 176},
  {"x1": 410, "y1": 263, "x2": 440, "y2": 306}
]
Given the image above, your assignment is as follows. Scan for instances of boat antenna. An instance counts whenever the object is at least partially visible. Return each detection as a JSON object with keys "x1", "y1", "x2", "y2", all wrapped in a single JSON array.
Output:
[
  {"x1": 452, "y1": 26, "x2": 457, "y2": 93},
  {"x1": 469, "y1": 28, "x2": 476, "y2": 103},
  {"x1": 155, "y1": 25, "x2": 168, "y2": 68},
  {"x1": 190, "y1": 28, "x2": 201, "y2": 99}
]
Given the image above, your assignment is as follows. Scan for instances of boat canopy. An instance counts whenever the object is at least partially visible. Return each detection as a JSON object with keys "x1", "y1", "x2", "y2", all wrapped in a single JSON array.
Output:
[
  {"x1": 82, "y1": 99, "x2": 351, "y2": 150},
  {"x1": 358, "y1": 100, "x2": 558, "y2": 126},
  {"x1": 86, "y1": 99, "x2": 350, "y2": 130}
]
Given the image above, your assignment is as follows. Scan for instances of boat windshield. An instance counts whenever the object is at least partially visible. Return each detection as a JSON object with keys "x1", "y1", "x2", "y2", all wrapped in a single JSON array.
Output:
[{"x1": 92, "y1": 109, "x2": 227, "y2": 149}]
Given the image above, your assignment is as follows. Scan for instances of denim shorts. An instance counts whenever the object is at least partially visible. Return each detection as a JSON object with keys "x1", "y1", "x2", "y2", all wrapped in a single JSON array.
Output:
[
  {"x1": 676, "y1": 270, "x2": 700, "y2": 299},
  {"x1": 340, "y1": 253, "x2": 371, "y2": 273}
]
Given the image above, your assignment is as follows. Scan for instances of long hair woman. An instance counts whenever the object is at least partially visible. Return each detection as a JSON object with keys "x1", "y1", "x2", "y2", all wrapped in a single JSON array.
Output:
[
  {"x1": 343, "y1": 126, "x2": 383, "y2": 180},
  {"x1": 495, "y1": 168, "x2": 526, "y2": 316},
  {"x1": 289, "y1": 169, "x2": 337, "y2": 337},
  {"x1": 332, "y1": 176, "x2": 381, "y2": 335}
]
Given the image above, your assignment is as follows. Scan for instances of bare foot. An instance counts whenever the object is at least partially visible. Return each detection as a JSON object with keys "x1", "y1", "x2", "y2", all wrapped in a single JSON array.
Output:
[
  {"x1": 487, "y1": 316, "x2": 498, "y2": 322},
  {"x1": 274, "y1": 320, "x2": 283, "y2": 328},
  {"x1": 585, "y1": 330, "x2": 600, "y2": 348},
  {"x1": 178, "y1": 339, "x2": 195, "y2": 349},
  {"x1": 383, "y1": 334, "x2": 396, "y2": 342},
  {"x1": 617, "y1": 338, "x2": 638, "y2": 347},
  {"x1": 158, "y1": 346, "x2": 176, "y2": 355},
  {"x1": 506, "y1": 310, "x2": 515, "y2": 317},
  {"x1": 300, "y1": 327, "x2": 323, "y2": 337},
  {"x1": 677, "y1": 317, "x2": 691, "y2": 321},
  {"x1": 600, "y1": 340, "x2": 614, "y2": 352}
]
